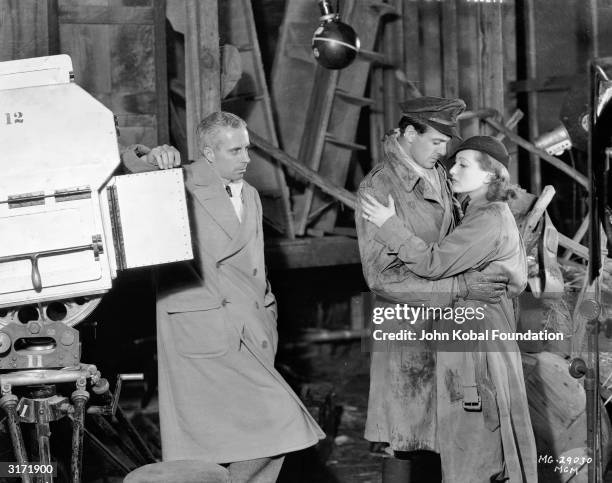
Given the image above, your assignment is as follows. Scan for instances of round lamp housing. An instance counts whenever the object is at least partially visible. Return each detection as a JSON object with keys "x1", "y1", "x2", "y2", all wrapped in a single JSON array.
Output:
[{"x1": 312, "y1": 17, "x2": 360, "y2": 70}]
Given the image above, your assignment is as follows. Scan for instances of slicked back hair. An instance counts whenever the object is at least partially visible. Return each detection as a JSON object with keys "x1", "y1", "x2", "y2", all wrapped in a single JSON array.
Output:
[
  {"x1": 398, "y1": 115, "x2": 429, "y2": 135},
  {"x1": 196, "y1": 111, "x2": 247, "y2": 150}
]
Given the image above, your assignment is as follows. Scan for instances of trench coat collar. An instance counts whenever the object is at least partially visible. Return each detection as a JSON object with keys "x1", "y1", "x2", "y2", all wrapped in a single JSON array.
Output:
[
  {"x1": 463, "y1": 195, "x2": 500, "y2": 216},
  {"x1": 383, "y1": 149, "x2": 448, "y2": 204},
  {"x1": 190, "y1": 158, "x2": 221, "y2": 186},
  {"x1": 187, "y1": 160, "x2": 241, "y2": 239}
]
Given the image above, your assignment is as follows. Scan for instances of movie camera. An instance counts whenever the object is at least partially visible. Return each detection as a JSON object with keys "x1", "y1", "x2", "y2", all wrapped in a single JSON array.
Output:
[{"x1": 0, "y1": 55, "x2": 192, "y2": 482}]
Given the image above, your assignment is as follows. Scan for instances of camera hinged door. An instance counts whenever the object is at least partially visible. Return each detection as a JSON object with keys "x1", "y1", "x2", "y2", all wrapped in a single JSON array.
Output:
[{"x1": 102, "y1": 168, "x2": 193, "y2": 271}]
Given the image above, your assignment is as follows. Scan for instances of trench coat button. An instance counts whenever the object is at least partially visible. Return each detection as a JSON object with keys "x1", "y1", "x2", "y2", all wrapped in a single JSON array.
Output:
[
  {"x1": 253, "y1": 268, "x2": 257, "y2": 276},
  {"x1": 255, "y1": 301, "x2": 260, "y2": 309},
  {"x1": 261, "y1": 340, "x2": 268, "y2": 349},
  {"x1": 221, "y1": 298, "x2": 228, "y2": 307}
]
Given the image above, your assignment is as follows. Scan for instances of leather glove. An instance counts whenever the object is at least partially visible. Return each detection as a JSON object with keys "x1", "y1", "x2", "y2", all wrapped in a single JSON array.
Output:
[{"x1": 458, "y1": 272, "x2": 508, "y2": 303}]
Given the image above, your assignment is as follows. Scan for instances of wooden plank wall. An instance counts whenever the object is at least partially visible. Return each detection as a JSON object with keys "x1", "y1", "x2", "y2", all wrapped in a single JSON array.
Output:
[
  {"x1": 269, "y1": 0, "x2": 320, "y2": 159},
  {"x1": 0, "y1": 0, "x2": 51, "y2": 61},
  {"x1": 56, "y1": 0, "x2": 168, "y2": 149},
  {"x1": 0, "y1": 0, "x2": 169, "y2": 149},
  {"x1": 185, "y1": 0, "x2": 220, "y2": 159},
  {"x1": 402, "y1": 0, "x2": 516, "y2": 177}
]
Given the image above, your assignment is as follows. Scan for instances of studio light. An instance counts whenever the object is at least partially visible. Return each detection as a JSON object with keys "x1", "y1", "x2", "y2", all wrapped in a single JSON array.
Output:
[
  {"x1": 535, "y1": 84, "x2": 590, "y2": 155},
  {"x1": 311, "y1": 0, "x2": 360, "y2": 70}
]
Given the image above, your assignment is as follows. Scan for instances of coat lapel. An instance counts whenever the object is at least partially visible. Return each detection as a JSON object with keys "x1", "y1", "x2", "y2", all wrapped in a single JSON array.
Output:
[
  {"x1": 219, "y1": 184, "x2": 257, "y2": 261},
  {"x1": 421, "y1": 179, "x2": 443, "y2": 205},
  {"x1": 192, "y1": 186, "x2": 240, "y2": 239},
  {"x1": 187, "y1": 161, "x2": 240, "y2": 239},
  {"x1": 436, "y1": 165, "x2": 455, "y2": 240}
]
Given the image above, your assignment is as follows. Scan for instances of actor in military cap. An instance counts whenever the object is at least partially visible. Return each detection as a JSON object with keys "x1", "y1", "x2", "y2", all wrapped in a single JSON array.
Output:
[
  {"x1": 355, "y1": 98, "x2": 510, "y2": 482},
  {"x1": 360, "y1": 135, "x2": 538, "y2": 482}
]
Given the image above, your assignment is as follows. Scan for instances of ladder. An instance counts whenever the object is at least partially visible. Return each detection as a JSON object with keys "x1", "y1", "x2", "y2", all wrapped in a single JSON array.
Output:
[
  {"x1": 271, "y1": 0, "x2": 399, "y2": 236},
  {"x1": 218, "y1": 0, "x2": 295, "y2": 238}
]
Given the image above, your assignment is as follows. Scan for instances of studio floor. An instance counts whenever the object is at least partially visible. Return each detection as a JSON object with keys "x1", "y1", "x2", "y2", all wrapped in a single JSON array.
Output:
[
  {"x1": 120, "y1": 339, "x2": 612, "y2": 483},
  {"x1": 6, "y1": 340, "x2": 612, "y2": 482}
]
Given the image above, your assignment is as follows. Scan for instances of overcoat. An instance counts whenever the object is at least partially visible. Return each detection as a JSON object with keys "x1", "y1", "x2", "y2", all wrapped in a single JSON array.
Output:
[
  {"x1": 375, "y1": 197, "x2": 538, "y2": 482},
  {"x1": 123, "y1": 151, "x2": 324, "y2": 463},
  {"x1": 355, "y1": 142, "x2": 463, "y2": 452}
]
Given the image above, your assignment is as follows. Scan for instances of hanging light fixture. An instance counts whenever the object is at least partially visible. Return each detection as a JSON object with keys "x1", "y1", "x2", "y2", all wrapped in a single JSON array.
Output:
[{"x1": 311, "y1": 0, "x2": 360, "y2": 70}]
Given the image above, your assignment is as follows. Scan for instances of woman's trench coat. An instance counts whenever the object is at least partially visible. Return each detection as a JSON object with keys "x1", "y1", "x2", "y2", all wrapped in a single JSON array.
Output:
[
  {"x1": 374, "y1": 196, "x2": 538, "y2": 482},
  {"x1": 123, "y1": 151, "x2": 324, "y2": 463}
]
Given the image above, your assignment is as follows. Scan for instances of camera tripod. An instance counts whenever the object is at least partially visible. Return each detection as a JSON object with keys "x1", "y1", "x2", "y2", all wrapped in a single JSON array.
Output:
[{"x1": 0, "y1": 364, "x2": 156, "y2": 483}]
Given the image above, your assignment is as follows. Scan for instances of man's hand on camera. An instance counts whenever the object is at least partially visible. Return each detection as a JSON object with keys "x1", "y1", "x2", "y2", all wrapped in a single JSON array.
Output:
[
  {"x1": 145, "y1": 144, "x2": 181, "y2": 170},
  {"x1": 458, "y1": 272, "x2": 508, "y2": 304}
]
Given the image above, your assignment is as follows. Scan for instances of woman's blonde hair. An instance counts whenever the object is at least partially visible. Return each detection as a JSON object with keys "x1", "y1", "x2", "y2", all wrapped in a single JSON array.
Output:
[{"x1": 473, "y1": 151, "x2": 516, "y2": 202}]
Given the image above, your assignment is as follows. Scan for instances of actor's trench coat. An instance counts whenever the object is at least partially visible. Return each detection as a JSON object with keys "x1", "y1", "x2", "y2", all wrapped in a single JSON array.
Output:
[
  {"x1": 124, "y1": 152, "x2": 324, "y2": 463},
  {"x1": 374, "y1": 197, "x2": 538, "y2": 482},
  {"x1": 356, "y1": 147, "x2": 461, "y2": 452}
]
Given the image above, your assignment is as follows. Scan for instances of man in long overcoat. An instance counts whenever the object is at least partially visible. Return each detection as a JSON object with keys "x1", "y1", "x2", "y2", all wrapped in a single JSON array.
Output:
[
  {"x1": 355, "y1": 97, "x2": 508, "y2": 481},
  {"x1": 123, "y1": 111, "x2": 324, "y2": 482}
]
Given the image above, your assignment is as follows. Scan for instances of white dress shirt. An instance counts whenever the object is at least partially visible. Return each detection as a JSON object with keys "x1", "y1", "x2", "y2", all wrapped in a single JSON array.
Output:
[{"x1": 226, "y1": 180, "x2": 244, "y2": 222}]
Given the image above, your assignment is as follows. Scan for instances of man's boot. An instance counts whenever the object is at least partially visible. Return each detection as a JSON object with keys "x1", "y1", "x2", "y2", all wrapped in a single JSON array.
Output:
[
  {"x1": 382, "y1": 457, "x2": 411, "y2": 483},
  {"x1": 383, "y1": 451, "x2": 442, "y2": 483}
]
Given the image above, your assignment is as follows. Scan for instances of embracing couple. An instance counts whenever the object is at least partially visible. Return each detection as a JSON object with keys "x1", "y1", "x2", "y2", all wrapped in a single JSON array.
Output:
[{"x1": 356, "y1": 97, "x2": 538, "y2": 482}]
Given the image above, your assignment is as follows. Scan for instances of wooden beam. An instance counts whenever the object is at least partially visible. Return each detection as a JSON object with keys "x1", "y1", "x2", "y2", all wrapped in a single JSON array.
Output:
[
  {"x1": 590, "y1": 0, "x2": 599, "y2": 57},
  {"x1": 169, "y1": 100, "x2": 188, "y2": 156},
  {"x1": 47, "y1": 0, "x2": 60, "y2": 55},
  {"x1": 0, "y1": 0, "x2": 50, "y2": 61},
  {"x1": 249, "y1": 131, "x2": 357, "y2": 211},
  {"x1": 524, "y1": 0, "x2": 541, "y2": 193},
  {"x1": 294, "y1": 67, "x2": 339, "y2": 234},
  {"x1": 382, "y1": 0, "x2": 403, "y2": 130},
  {"x1": 495, "y1": 110, "x2": 524, "y2": 141},
  {"x1": 479, "y1": 2, "x2": 504, "y2": 134},
  {"x1": 57, "y1": 6, "x2": 155, "y2": 24},
  {"x1": 269, "y1": 0, "x2": 321, "y2": 158},
  {"x1": 510, "y1": 75, "x2": 584, "y2": 93},
  {"x1": 185, "y1": 0, "x2": 220, "y2": 159},
  {"x1": 369, "y1": 65, "x2": 384, "y2": 164},
  {"x1": 265, "y1": 236, "x2": 360, "y2": 269},
  {"x1": 420, "y1": 0, "x2": 442, "y2": 97},
  {"x1": 558, "y1": 233, "x2": 592, "y2": 263},
  {"x1": 481, "y1": 116, "x2": 588, "y2": 188},
  {"x1": 441, "y1": 0, "x2": 459, "y2": 99},
  {"x1": 153, "y1": 0, "x2": 169, "y2": 145},
  {"x1": 562, "y1": 214, "x2": 589, "y2": 261},
  {"x1": 522, "y1": 186, "x2": 555, "y2": 235},
  {"x1": 501, "y1": 0, "x2": 518, "y2": 181},
  {"x1": 402, "y1": 0, "x2": 420, "y2": 96},
  {"x1": 457, "y1": 0, "x2": 480, "y2": 136}
]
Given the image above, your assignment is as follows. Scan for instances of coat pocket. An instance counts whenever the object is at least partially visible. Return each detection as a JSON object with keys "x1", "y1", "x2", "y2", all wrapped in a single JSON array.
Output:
[{"x1": 166, "y1": 299, "x2": 229, "y2": 358}]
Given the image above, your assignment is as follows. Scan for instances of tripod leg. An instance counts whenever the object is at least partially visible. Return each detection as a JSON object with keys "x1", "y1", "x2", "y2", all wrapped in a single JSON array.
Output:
[
  {"x1": 91, "y1": 380, "x2": 156, "y2": 464},
  {"x1": 89, "y1": 414, "x2": 145, "y2": 466},
  {"x1": 0, "y1": 394, "x2": 31, "y2": 483},
  {"x1": 35, "y1": 421, "x2": 52, "y2": 483},
  {"x1": 83, "y1": 427, "x2": 131, "y2": 475},
  {"x1": 114, "y1": 405, "x2": 156, "y2": 464},
  {"x1": 70, "y1": 389, "x2": 89, "y2": 483}
]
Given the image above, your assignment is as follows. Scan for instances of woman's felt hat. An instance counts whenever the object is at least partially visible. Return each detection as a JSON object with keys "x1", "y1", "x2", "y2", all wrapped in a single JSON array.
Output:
[{"x1": 448, "y1": 135, "x2": 510, "y2": 167}]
